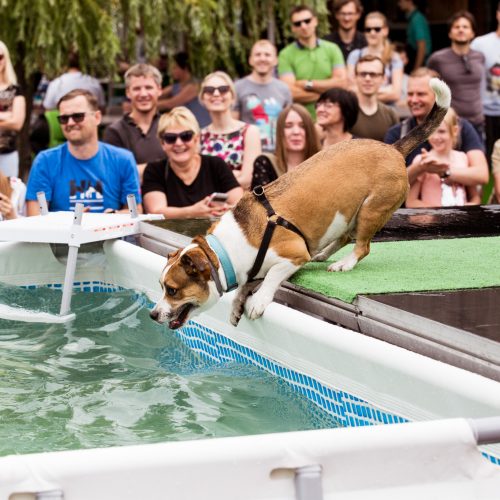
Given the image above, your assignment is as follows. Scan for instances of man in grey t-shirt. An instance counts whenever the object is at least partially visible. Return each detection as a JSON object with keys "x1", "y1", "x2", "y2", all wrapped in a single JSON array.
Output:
[{"x1": 234, "y1": 40, "x2": 292, "y2": 152}]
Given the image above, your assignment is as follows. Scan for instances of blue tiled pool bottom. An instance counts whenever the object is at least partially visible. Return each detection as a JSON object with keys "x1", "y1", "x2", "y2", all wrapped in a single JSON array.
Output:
[{"x1": 179, "y1": 321, "x2": 408, "y2": 429}]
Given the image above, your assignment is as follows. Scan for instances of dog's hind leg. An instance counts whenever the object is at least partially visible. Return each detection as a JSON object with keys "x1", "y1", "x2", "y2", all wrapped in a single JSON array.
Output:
[
  {"x1": 328, "y1": 202, "x2": 394, "y2": 272},
  {"x1": 230, "y1": 280, "x2": 262, "y2": 326},
  {"x1": 311, "y1": 233, "x2": 352, "y2": 262},
  {"x1": 245, "y1": 260, "x2": 301, "y2": 320}
]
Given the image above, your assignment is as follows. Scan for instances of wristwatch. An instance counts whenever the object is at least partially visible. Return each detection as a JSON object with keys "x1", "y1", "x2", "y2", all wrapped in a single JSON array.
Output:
[
  {"x1": 304, "y1": 80, "x2": 314, "y2": 91},
  {"x1": 441, "y1": 169, "x2": 451, "y2": 179}
]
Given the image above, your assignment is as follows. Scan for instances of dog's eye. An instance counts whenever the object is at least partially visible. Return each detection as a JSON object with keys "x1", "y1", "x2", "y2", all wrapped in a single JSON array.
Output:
[{"x1": 166, "y1": 287, "x2": 177, "y2": 297}]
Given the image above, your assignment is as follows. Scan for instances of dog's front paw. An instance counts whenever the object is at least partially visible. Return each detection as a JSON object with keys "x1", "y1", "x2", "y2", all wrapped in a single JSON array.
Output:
[
  {"x1": 230, "y1": 307, "x2": 243, "y2": 327},
  {"x1": 244, "y1": 294, "x2": 269, "y2": 320},
  {"x1": 327, "y1": 254, "x2": 358, "y2": 272}
]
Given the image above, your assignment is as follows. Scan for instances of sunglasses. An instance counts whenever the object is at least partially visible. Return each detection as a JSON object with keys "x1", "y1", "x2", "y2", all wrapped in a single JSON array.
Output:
[
  {"x1": 160, "y1": 130, "x2": 195, "y2": 145},
  {"x1": 202, "y1": 85, "x2": 231, "y2": 96},
  {"x1": 461, "y1": 55, "x2": 472, "y2": 74},
  {"x1": 356, "y1": 71, "x2": 384, "y2": 79},
  {"x1": 57, "y1": 112, "x2": 93, "y2": 125},
  {"x1": 364, "y1": 26, "x2": 383, "y2": 33},
  {"x1": 0, "y1": 54, "x2": 4, "y2": 61},
  {"x1": 292, "y1": 17, "x2": 313, "y2": 27}
]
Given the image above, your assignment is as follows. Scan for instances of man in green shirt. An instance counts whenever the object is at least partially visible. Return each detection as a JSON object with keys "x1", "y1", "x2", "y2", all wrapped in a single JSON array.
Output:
[{"x1": 278, "y1": 4, "x2": 347, "y2": 117}]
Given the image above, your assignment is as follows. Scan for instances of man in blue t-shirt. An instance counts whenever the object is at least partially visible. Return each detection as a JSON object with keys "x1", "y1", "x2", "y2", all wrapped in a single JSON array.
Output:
[
  {"x1": 26, "y1": 89, "x2": 142, "y2": 215},
  {"x1": 384, "y1": 68, "x2": 488, "y2": 187}
]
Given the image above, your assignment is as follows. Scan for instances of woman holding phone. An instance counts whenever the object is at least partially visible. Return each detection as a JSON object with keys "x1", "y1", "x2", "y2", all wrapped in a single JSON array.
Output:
[{"x1": 142, "y1": 106, "x2": 243, "y2": 219}]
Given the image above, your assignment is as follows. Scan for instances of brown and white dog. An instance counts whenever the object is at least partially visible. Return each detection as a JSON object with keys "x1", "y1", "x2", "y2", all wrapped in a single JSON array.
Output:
[{"x1": 150, "y1": 78, "x2": 451, "y2": 330}]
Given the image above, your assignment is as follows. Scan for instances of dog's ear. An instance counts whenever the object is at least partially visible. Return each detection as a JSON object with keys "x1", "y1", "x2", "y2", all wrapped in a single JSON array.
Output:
[
  {"x1": 168, "y1": 249, "x2": 181, "y2": 260},
  {"x1": 181, "y1": 249, "x2": 210, "y2": 281}
]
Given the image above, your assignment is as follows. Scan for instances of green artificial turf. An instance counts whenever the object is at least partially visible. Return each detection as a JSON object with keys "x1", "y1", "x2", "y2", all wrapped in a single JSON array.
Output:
[{"x1": 290, "y1": 237, "x2": 500, "y2": 304}]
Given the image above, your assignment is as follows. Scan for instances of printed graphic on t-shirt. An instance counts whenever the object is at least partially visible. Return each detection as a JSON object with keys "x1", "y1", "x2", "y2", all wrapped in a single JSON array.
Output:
[
  {"x1": 69, "y1": 179, "x2": 104, "y2": 212},
  {"x1": 243, "y1": 95, "x2": 283, "y2": 150},
  {"x1": 487, "y1": 62, "x2": 500, "y2": 96}
]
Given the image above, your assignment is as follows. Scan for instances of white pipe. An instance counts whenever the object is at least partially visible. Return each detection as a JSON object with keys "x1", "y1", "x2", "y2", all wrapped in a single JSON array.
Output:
[
  {"x1": 36, "y1": 191, "x2": 49, "y2": 215},
  {"x1": 294, "y1": 465, "x2": 323, "y2": 500},
  {"x1": 469, "y1": 417, "x2": 500, "y2": 445}
]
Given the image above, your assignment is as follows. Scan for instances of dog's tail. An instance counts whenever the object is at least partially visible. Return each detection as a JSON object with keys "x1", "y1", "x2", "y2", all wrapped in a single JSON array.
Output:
[{"x1": 393, "y1": 78, "x2": 451, "y2": 159}]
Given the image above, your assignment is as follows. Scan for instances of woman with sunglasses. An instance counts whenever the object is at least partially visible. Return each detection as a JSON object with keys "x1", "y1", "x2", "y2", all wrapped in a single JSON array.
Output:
[
  {"x1": 0, "y1": 41, "x2": 26, "y2": 178},
  {"x1": 315, "y1": 88, "x2": 359, "y2": 148},
  {"x1": 142, "y1": 106, "x2": 243, "y2": 219},
  {"x1": 346, "y1": 12, "x2": 403, "y2": 105},
  {"x1": 199, "y1": 71, "x2": 261, "y2": 190},
  {"x1": 251, "y1": 103, "x2": 320, "y2": 189}
]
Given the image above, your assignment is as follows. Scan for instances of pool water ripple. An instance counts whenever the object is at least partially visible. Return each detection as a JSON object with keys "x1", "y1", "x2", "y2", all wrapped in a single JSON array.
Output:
[{"x1": 0, "y1": 285, "x2": 338, "y2": 456}]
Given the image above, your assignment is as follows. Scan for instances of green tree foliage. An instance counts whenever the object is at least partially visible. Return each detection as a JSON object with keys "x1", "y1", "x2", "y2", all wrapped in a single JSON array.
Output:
[{"x1": 0, "y1": 0, "x2": 329, "y2": 175}]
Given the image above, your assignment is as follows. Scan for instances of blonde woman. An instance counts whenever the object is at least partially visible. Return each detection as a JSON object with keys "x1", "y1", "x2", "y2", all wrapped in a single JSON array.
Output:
[
  {"x1": 199, "y1": 71, "x2": 261, "y2": 190},
  {"x1": 0, "y1": 41, "x2": 26, "y2": 177},
  {"x1": 251, "y1": 103, "x2": 320, "y2": 188},
  {"x1": 142, "y1": 106, "x2": 243, "y2": 219},
  {"x1": 346, "y1": 12, "x2": 403, "y2": 104}
]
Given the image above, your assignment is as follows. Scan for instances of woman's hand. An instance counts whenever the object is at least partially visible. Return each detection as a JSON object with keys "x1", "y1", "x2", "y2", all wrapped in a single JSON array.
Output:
[
  {"x1": 190, "y1": 196, "x2": 231, "y2": 218},
  {"x1": 0, "y1": 192, "x2": 15, "y2": 219}
]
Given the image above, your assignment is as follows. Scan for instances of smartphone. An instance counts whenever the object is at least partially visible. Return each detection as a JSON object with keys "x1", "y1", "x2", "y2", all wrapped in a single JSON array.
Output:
[{"x1": 208, "y1": 192, "x2": 228, "y2": 206}]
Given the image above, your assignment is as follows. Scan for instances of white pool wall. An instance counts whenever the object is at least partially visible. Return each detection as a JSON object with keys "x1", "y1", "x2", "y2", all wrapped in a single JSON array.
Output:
[{"x1": 1, "y1": 418, "x2": 500, "y2": 500}]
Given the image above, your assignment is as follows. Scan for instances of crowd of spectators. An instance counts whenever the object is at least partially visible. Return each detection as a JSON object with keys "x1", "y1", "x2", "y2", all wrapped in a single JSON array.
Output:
[{"x1": 0, "y1": 1, "x2": 499, "y2": 220}]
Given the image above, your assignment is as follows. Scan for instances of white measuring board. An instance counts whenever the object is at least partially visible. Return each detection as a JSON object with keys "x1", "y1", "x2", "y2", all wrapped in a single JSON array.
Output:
[{"x1": 0, "y1": 212, "x2": 164, "y2": 246}]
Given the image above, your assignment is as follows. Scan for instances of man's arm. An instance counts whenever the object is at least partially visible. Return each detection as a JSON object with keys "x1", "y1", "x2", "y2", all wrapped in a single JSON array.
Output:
[
  {"x1": 296, "y1": 66, "x2": 347, "y2": 93},
  {"x1": 280, "y1": 74, "x2": 320, "y2": 103},
  {"x1": 157, "y1": 82, "x2": 199, "y2": 111}
]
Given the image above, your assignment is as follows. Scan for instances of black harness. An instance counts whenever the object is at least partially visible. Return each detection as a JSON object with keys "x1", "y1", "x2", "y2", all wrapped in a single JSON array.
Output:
[{"x1": 247, "y1": 186, "x2": 309, "y2": 282}]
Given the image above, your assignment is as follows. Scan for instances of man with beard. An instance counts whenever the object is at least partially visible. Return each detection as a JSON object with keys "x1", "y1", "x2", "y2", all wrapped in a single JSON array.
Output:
[
  {"x1": 427, "y1": 11, "x2": 485, "y2": 139},
  {"x1": 104, "y1": 64, "x2": 166, "y2": 181},
  {"x1": 325, "y1": 0, "x2": 366, "y2": 63},
  {"x1": 26, "y1": 90, "x2": 141, "y2": 215},
  {"x1": 234, "y1": 40, "x2": 292, "y2": 152}
]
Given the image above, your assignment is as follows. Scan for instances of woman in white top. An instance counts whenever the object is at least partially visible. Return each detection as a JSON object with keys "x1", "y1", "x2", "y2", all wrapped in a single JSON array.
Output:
[
  {"x1": 0, "y1": 171, "x2": 26, "y2": 220},
  {"x1": 347, "y1": 12, "x2": 403, "y2": 105},
  {"x1": 0, "y1": 40, "x2": 26, "y2": 178},
  {"x1": 199, "y1": 71, "x2": 261, "y2": 190}
]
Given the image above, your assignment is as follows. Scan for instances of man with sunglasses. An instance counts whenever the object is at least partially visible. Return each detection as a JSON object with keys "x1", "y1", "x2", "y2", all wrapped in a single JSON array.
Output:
[
  {"x1": 427, "y1": 11, "x2": 485, "y2": 140},
  {"x1": 278, "y1": 4, "x2": 347, "y2": 118},
  {"x1": 103, "y1": 64, "x2": 166, "y2": 182},
  {"x1": 351, "y1": 55, "x2": 399, "y2": 141},
  {"x1": 26, "y1": 89, "x2": 141, "y2": 215}
]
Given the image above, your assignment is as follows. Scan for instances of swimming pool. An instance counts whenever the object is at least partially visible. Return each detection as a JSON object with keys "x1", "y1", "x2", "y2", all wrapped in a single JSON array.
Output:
[{"x1": 1, "y1": 238, "x2": 500, "y2": 498}]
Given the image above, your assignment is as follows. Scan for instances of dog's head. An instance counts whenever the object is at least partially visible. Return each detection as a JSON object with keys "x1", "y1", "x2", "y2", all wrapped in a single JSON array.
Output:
[{"x1": 150, "y1": 244, "x2": 220, "y2": 329}]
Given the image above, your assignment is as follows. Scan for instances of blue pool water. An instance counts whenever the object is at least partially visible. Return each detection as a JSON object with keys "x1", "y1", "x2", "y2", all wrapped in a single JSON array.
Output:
[{"x1": 0, "y1": 285, "x2": 339, "y2": 456}]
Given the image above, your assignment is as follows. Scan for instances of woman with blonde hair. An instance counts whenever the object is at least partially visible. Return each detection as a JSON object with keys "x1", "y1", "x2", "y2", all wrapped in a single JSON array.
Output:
[
  {"x1": 199, "y1": 71, "x2": 261, "y2": 189},
  {"x1": 251, "y1": 103, "x2": 320, "y2": 189},
  {"x1": 346, "y1": 12, "x2": 403, "y2": 104},
  {"x1": 142, "y1": 106, "x2": 243, "y2": 219},
  {"x1": 0, "y1": 41, "x2": 26, "y2": 177}
]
